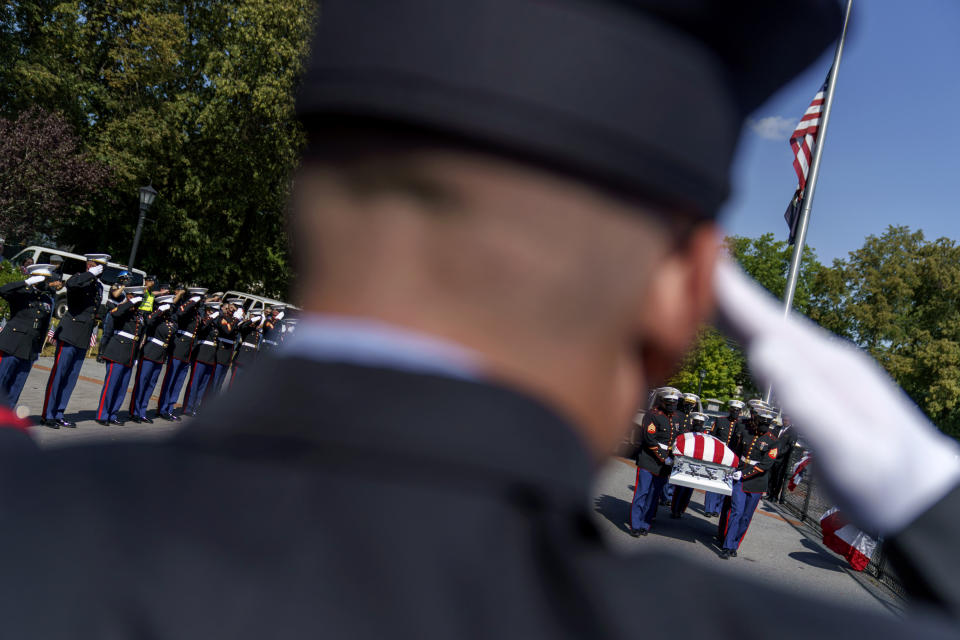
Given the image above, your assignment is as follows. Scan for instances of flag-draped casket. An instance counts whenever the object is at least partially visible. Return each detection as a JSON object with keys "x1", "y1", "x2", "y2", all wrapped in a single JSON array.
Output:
[{"x1": 669, "y1": 433, "x2": 740, "y2": 496}]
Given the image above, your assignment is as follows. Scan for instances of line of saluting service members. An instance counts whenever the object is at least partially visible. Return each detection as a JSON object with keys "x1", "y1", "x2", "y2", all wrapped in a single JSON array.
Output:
[
  {"x1": 629, "y1": 387, "x2": 798, "y2": 559},
  {"x1": 0, "y1": 254, "x2": 294, "y2": 427}
]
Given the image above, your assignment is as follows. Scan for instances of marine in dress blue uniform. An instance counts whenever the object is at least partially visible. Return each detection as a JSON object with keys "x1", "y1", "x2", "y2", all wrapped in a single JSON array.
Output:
[
  {"x1": 157, "y1": 287, "x2": 206, "y2": 420},
  {"x1": 183, "y1": 301, "x2": 221, "y2": 416},
  {"x1": 98, "y1": 271, "x2": 131, "y2": 358},
  {"x1": 41, "y1": 253, "x2": 109, "y2": 428},
  {"x1": 259, "y1": 306, "x2": 285, "y2": 353},
  {"x1": 719, "y1": 403, "x2": 780, "y2": 558},
  {"x1": 230, "y1": 310, "x2": 263, "y2": 387},
  {"x1": 96, "y1": 286, "x2": 145, "y2": 425},
  {"x1": 670, "y1": 411, "x2": 709, "y2": 518},
  {"x1": 662, "y1": 392, "x2": 700, "y2": 505},
  {"x1": 209, "y1": 300, "x2": 242, "y2": 396},
  {"x1": 629, "y1": 387, "x2": 680, "y2": 536},
  {"x1": 703, "y1": 398, "x2": 746, "y2": 517},
  {"x1": 128, "y1": 295, "x2": 177, "y2": 423},
  {"x1": 0, "y1": 265, "x2": 61, "y2": 406}
]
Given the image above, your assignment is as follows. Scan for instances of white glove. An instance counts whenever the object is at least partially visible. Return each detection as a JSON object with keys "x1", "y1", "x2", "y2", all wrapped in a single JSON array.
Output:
[
  {"x1": 157, "y1": 304, "x2": 171, "y2": 312},
  {"x1": 233, "y1": 309, "x2": 244, "y2": 320},
  {"x1": 24, "y1": 275, "x2": 45, "y2": 286},
  {"x1": 89, "y1": 264, "x2": 104, "y2": 277},
  {"x1": 129, "y1": 296, "x2": 143, "y2": 304},
  {"x1": 210, "y1": 311, "x2": 220, "y2": 319},
  {"x1": 664, "y1": 457, "x2": 674, "y2": 466},
  {"x1": 276, "y1": 311, "x2": 285, "y2": 321},
  {"x1": 715, "y1": 259, "x2": 960, "y2": 534},
  {"x1": 189, "y1": 296, "x2": 201, "y2": 303},
  {"x1": 731, "y1": 470, "x2": 742, "y2": 481}
]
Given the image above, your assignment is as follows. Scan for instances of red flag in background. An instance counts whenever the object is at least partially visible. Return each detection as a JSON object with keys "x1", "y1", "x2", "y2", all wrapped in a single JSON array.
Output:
[{"x1": 820, "y1": 507, "x2": 878, "y2": 572}]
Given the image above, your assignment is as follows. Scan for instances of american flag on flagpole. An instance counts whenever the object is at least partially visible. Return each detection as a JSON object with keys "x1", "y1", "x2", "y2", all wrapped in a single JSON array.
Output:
[{"x1": 784, "y1": 74, "x2": 829, "y2": 244}]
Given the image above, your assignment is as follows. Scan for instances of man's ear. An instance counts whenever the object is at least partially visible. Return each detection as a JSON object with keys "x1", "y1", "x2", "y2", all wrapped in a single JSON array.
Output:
[{"x1": 636, "y1": 224, "x2": 721, "y2": 387}]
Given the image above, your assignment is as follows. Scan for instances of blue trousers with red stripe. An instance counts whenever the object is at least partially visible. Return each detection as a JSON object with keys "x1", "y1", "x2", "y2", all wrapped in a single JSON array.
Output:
[
  {"x1": 43, "y1": 341, "x2": 87, "y2": 420},
  {"x1": 670, "y1": 485, "x2": 694, "y2": 517},
  {"x1": 97, "y1": 360, "x2": 133, "y2": 421},
  {"x1": 630, "y1": 468, "x2": 667, "y2": 532},
  {"x1": 157, "y1": 357, "x2": 191, "y2": 415},
  {"x1": 0, "y1": 353, "x2": 34, "y2": 406},
  {"x1": 722, "y1": 480, "x2": 763, "y2": 551},
  {"x1": 209, "y1": 362, "x2": 230, "y2": 398},
  {"x1": 184, "y1": 360, "x2": 215, "y2": 414},
  {"x1": 129, "y1": 359, "x2": 163, "y2": 419},
  {"x1": 703, "y1": 491, "x2": 725, "y2": 515}
]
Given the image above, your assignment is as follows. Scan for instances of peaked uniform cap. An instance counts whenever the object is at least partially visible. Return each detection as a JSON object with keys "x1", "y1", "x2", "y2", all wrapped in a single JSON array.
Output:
[
  {"x1": 26, "y1": 264, "x2": 56, "y2": 278},
  {"x1": 84, "y1": 253, "x2": 111, "y2": 264},
  {"x1": 296, "y1": 0, "x2": 843, "y2": 217}
]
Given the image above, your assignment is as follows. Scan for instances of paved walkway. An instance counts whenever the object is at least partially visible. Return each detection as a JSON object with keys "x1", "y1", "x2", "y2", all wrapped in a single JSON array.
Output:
[
  {"x1": 11, "y1": 357, "x2": 904, "y2": 615},
  {"x1": 592, "y1": 458, "x2": 903, "y2": 616},
  {"x1": 16, "y1": 355, "x2": 185, "y2": 447}
]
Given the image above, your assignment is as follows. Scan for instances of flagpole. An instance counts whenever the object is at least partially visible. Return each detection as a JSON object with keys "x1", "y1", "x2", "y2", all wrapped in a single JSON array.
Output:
[{"x1": 765, "y1": 0, "x2": 852, "y2": 404}]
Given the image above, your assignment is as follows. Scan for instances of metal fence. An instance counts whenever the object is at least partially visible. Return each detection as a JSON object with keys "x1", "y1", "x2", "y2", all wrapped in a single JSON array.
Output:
[{"x1": 778, "y1": 445, "x2": 906, "y2": 599}]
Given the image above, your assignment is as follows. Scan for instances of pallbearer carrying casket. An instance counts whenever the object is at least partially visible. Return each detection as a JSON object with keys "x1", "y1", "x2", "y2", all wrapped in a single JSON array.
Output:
[
  {"x1": 704, "y1": 399, "x2": 746, "y2": 516},
  {"x1": 670, "y1": 412, "x2": 709, "y2": 519},
  {"x1": 718, "y1": 402, "x2": 780, "y2": 558},
  {"x1": 629, "y1": 387, "x2": 680, "y2": 537}
]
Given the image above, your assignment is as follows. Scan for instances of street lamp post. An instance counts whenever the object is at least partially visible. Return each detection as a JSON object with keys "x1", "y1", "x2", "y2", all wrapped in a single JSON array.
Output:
[
  {"x1": 128, "y1": 183, "x2": 157, "y2": 270},
  {"x1": 697, "y1": 369, "x2": 706, "y2": 397}
]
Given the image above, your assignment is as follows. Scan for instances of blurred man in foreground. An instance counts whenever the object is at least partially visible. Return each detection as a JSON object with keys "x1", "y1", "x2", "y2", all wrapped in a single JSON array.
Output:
[{"x1": 0, "y1": 2, "x2": 958, "y2": 638}]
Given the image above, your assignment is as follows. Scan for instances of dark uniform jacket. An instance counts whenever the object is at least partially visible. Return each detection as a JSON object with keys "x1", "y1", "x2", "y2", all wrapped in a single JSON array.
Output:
[
  {"x1": 98, "y1": 297, "x2": 123, "y2": 353},
  {"x1": 171, "y1": 297, "x2": 203, "y2": 361},
  {"x1": 0, "y1": 281, "x2": 54, "y2": 361},
  {"x1": 141, "y1": 311, "x2": 177, "y2": 364},
  {"x1": 56, "y1": 271, "x2": 102, "y2": 349},
  {"x1": 234, "y1": 320, "x2": 261, "y2": 366},
  {"x1": 192, "y1": 315, "x2": 220, "y2": 365},
  {"x1": 260, "y1": 318, "x2": 282, "y2": 351},
  {"x1": 0, "y1": 358, "x2": 956, "y2": 638},
  {"x1": 100, "y1": 300, "x2": 143, "y2": 367},
  {"x1": 711, "y1": 416, "x2": 744, "y2": 452},
  {"x1": 733, "y1": 426, "x2": 781, "y2": 494},
  {"x1": 636, "y1": 408, "x2": 678, "y2": 478},
  {"x1": 776, "y1": 424, "x2": 799, "y2": 461},
  {"x1": 215, "y1": 316, "x2": 239, "y2": 366}
]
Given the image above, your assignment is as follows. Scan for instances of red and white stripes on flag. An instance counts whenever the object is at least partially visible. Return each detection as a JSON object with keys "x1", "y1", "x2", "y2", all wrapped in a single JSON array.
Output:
[
  {"x1": 784, "y1": 73, "x2": 830, "y2": 244},
  {"x1": 672, "y1": 433, "x2": 739, "y2": 468},
  {"x1": 788, "y1": 452, "x2": 811, "y2": 492},
  {"x1": 820, "y1": 507, "x2": 879, "y2": 572},
  {"x1": 790, "y1": 76, "x2": 828, "y2": 192}
]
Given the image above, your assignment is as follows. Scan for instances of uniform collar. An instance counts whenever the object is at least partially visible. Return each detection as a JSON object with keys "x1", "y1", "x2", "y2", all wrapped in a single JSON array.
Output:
[
  {"x1": 179, "y1": 357, "x2": 595, "y2": 505},
  {"x1": 279, "y1": 313, "x2": 484, "y2": 381}
]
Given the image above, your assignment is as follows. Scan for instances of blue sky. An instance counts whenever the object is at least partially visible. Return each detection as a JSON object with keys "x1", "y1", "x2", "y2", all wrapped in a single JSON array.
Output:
[{"x1": 722, "y1": 0, "x2": 960, "y2": 264}]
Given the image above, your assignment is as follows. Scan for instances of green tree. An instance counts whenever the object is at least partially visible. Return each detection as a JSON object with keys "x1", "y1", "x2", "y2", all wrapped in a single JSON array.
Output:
[
  {"x1": 667, "y1": 327, "x2": 743, "y2": 402},
  {"x1": 1, "y1": 0, "x2": 316, "y2": 297},
  {"x1": 725, "y1": 233, "x2": 822, "y2": 315},
  {"x1": 831, "y1": 226, "x2": 960, "y2": 438}
]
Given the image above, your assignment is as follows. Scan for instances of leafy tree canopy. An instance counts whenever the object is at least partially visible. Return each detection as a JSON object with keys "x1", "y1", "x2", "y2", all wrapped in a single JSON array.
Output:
[
  {"x1": 1, "y1": 0, "x2": 316, "y2": 298},
  {"x1": 667, "y1": 327, "x2": 743, "y2": 403}
]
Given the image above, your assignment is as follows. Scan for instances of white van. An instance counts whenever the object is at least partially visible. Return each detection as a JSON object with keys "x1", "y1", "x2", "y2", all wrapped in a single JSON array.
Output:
[
  {"x1": 9, "y1": 246, "x2": 147, "y2": 318},
  {"x1": 212, "y1": 290, "x2": 298, "y2": 317}
]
